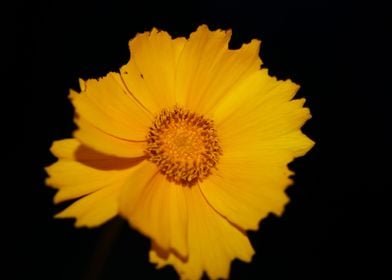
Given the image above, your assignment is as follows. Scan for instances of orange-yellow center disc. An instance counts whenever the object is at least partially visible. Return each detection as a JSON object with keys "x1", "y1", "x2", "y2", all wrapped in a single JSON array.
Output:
[{"x1": 145, "y1": 107, "x2": 222, "y2": 186}]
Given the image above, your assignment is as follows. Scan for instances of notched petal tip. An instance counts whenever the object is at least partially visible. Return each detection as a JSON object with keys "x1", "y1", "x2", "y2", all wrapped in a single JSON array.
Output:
[
  {"x1": 44, "y1": 173, "x2": 57, "y2": 189},
  {"x1": 68, "y1": 88, "x2": 79, "y2": 100},
  {"x1": 288, "y1": 79, "x2": 301, "y2": 92},
  {"x1": 195, "y1": 23, "x2": 210, "y2": 33},
  {"x1": 129, "y1": 27, "x2": 173, "y2": 48},
  {"x1": 67, "y1": 79, "x2": 86, "y2": 99},
  {"x1": 292, "y1": 133, "x2": 315, "y2": 158},
  {"x1": 195, "y1": 23, "x2": 233, "y2": 36},
  {"x1": 78, "y1": 78, "x2": 86, "y2": 91},
  {"x1": 247, "y1": 38, "x2": 261, "y2": 52}
]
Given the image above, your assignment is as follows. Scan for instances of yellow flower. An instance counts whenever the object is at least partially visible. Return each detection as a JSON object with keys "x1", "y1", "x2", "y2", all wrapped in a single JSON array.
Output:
[{"x1": 46, "y1": 25, "x2": 314, "y2": 279}]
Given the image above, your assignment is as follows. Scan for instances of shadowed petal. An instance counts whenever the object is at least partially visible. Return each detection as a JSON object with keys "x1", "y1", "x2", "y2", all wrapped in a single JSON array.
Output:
[{"x1": 46, "y1": 139, "x2": 144, "y2": 226}]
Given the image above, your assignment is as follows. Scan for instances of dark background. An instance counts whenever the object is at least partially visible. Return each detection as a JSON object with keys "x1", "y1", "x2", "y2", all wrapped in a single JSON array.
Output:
[{"x1": 5, "y1": 0, "x2": 389, "y2": 279}]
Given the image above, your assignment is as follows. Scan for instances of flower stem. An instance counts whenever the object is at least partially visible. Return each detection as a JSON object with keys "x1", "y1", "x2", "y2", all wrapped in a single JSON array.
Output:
[{"x1": 83, "y1": 217, "x2": 125, "y2": 280}]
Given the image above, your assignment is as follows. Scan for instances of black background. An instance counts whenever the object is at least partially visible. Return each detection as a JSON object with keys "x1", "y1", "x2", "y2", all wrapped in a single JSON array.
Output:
[{"x1": 5, "y1": 0, "x2": 389, "y2": 279}]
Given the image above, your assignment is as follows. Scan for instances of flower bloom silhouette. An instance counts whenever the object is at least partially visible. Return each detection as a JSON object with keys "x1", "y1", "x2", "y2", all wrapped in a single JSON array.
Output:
[{"x1": 46, "y1": 25, "x2": 314, "y2": 279}]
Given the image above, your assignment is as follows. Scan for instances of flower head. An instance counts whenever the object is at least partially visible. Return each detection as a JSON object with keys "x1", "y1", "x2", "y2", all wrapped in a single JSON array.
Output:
[{"x1": 46, "y1": 25, "x2": 314, "y2": 279}]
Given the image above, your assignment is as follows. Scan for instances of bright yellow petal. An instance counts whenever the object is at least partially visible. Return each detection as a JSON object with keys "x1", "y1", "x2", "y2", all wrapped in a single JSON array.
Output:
[
  {"x1": 199, "y1": 70, "x2": 314, "y2": 231},
  {"x1": 200, "y1": 151, "x2": 292, "y2": 231},
  {"x1": 213, "y1": 69, "x2": 314, "y2": 158},
  {"x1": 120, "y1": 29, "x2": 186, "y2": 114},
  {"x1": 46, "y1": 139, "x2": 143, "y2": 204},
  {"x1": 149, "y1": 185, "x2": 254, "y2": 280},
  {"x1": 73, "y1": 116, "x2": 146, "y2": 158},
  {"x1": 119, "y1": 161, "x2": 188, "y2": 258},
  {"x1": 49, "y1": 138, "x2": 81, "y2": 159},
  {"x1": 212, "y1": 69, "x2": 297, "y2": 121},
  {"x1": 175, "y1": 25, "x2": 262, "y2": 115},
  {"x1": 55, "y1": 182, "x2": 121, "y2": 228},
  {"x1": 257, "y1": 130, "x2": 315, "y2": 158},
  {"x1": 70, "y1": 72, "x2": 151, "y2": 141}
]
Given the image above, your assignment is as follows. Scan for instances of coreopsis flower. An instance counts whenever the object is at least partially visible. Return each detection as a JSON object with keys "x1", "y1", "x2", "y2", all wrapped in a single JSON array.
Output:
[{"x1": 46, "y1": 25, "x2": 314, "y2": 279}]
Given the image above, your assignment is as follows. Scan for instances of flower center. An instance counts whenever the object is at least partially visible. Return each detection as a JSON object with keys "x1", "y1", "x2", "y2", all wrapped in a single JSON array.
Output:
[{"x1": 145, "y1": 107, "x2": 222, "y2": 186}]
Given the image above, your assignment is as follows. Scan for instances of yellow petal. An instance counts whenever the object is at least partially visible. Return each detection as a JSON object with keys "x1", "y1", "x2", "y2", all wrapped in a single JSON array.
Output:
[
  {"x1": 257, "y1": 130, "x2": 315, "y2": 158},
  {"x1": 55, "y1": 181, "x2": 122, "y2": 228},
  {"x1": 149, "y1": 185, "x2": 254, "y2": 280},
  {"x1": 175, "y1": 25, "x2": 262, "y2": 115},
  {"x1": 200, "y1": 151, "x2": 292, "y2": 231},
  {"x1": 120, "y1": 29, "x2": 186, "y2": 114},
  {"x1": 49, "y1": 138, "x2": 81, "y2": 159},
  {"x1": 45, "y1": 139, "x2": 143, "y2": 204},
  {"x1": 198, "y1": 71, "x2": 314, "y2": 231},
  {"x1": 212, "y1": 69, "x2": 297, "y2": 122},
  {"x1": 119, "y1": 161, "x2": 188, "y2": 258},
  {"x1": 73, "y1": 116, "x2": 146, "y2": 158},
  {"x1": 70, "y1": 72, "x2": 152, "y2": 141},
  {"x1": 213, "y1": 70, "x2": 314, "y2": 158}
]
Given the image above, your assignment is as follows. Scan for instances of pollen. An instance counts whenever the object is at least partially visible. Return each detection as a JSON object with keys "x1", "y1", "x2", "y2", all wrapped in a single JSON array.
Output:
[{"x1": 145, "y1": 107, "x2": 223, "y2": 186}]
